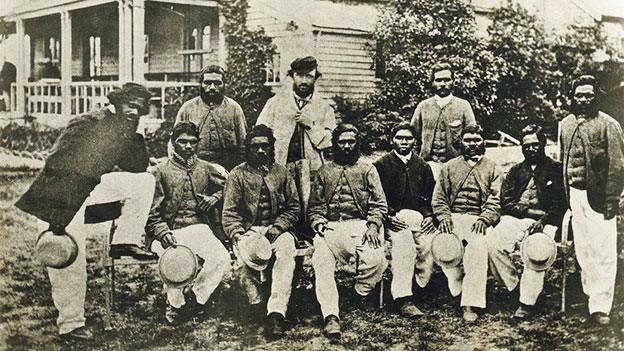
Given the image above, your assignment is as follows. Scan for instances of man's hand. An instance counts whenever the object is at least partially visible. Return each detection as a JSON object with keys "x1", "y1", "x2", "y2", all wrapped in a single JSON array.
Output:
[
  {"x1": 313, "y1": 222, "x2": 330, "y2": 237},
  {"x1": 266, "y1": 225, "x2": 283, "y2": 243},
  {"x1": 471, "y1": 219, "x2": 488, "y2": 236},
  {"x1": 387, "y1": 216, "x2": 409, "y2": 232},
  {"x1": 362, "y1": 224, "x2": 381, "y2": 249},
  {"x1": 526, "y1": 218, "x2": 545, "y2": 235},
  {"x1": 232, "y1": 232, "x2": 244, "y2": 244},
  {"x1": 160, "y1": 232, "x2": 177, "y2": 249},
  {"x1": 197, "y1": 194, "x2": 219, "y2": 212},
  {"x1": 605, "y1": 201, "x2": 619, "y2": 220},
  {"x1": 526, "y1": 209, "x2": 547, "y2": 220},
  {"x1": 438, "y1": 218, "x2": 454, "y2": 234},
  {"x1": 420, "y1": 216, "x2": 435, "y2": 234},
  {"x1": 294, "y1": 111, "x2": 314, "y2": 127}
]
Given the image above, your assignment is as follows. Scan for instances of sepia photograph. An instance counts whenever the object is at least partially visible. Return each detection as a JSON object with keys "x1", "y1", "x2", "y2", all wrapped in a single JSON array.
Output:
[{"x1": 0, "y1": 0, "x2": 623, "y2": 349}]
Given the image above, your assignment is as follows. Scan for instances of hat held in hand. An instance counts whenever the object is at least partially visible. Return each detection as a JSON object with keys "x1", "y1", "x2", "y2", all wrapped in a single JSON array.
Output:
[
  {"x1": 521, "y1": 232, "x2": 557, "y2": 272},
  {"x1": 35, "y1": 230, "x2": 79, "y2": 269},
  {"x1": 236, "y1": 233, "x2": 272, "y2": 271},
  {"x1": 431, "y1": 232, "x2": 464, "y2": 268},
  {"x1": 158, "y1": 245, "x2": 199, "y2": 288}
]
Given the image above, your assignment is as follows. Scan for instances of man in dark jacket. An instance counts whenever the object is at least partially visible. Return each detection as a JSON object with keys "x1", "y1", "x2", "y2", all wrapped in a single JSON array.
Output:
[
  {"x1": 373, "y1": 122, "x2": 436, "y2": 318},
  {"x1": 15, "y1": 83, "x2": 154, "y2": 340},
  {"x1": 487, "y1": 124, "x2": 566, "y2": 320},
  {"x1": 559, "y1": 75, "x2": 624, "y2": 325},
  {"x1": 222, "y1": 125, "x2": 300, "y2": 340}
]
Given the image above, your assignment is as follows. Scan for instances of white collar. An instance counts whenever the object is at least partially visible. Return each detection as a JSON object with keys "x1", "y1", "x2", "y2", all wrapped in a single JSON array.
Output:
[
  {"x1": 434, "y1": 94, "x2": 453, "y2": 108},
  {"x1": 107, "y1": 104, "x2": 116, "y2": 114},
  {"x1": 393, "y1": 150, "x2": 412, "y2": 164}
]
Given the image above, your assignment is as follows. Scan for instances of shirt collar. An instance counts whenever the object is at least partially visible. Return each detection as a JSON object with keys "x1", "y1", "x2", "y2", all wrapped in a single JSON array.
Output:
[
  {"x1": 434, "y1": 93, "x2": 453, "y2": 108},
  {"x1": 107, "y1": 104, "x2": 116, "y2": 114},
  {"x1": 293, "y1": 91, "x2": 313, "y2": 108},
  {"x1": 393, "y1": 150, "x2": 412, "y2": 164}
]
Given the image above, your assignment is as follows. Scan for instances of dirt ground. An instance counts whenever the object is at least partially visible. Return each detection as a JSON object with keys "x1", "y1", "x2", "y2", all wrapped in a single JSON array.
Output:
[{"x1": 1, "y1": 148, "x2": 624, "y2": 351}]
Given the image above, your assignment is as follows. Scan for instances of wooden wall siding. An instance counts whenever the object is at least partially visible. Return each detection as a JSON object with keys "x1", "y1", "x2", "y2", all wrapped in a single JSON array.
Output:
[{"x1": 146, "y1": 7, "x2": 184, "y2": 73}]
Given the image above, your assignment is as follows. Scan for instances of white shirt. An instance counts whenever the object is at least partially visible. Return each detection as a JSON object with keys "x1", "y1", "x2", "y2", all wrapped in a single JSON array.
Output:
[
  {"x1": 393, "y1": 150, "x2": 412, "y2": 164},
  {"x1": 434, "y1": 94, "x2": 453, "y2": 108}
]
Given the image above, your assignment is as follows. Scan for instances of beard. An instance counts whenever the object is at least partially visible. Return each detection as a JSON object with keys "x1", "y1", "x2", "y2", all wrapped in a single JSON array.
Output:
[
  {"x1": 200, "y1": 89, "x2": 224, "y2": 105},
  {"x1": 522, "y1": 149, "x2": 545, "y2": 165},
  {"x1": 246, "y1": 150, "x2": 275, "y2": 171},
  {"x1": 293, "y1": 83, "x2": 314, "y2": 98},
  {"x1": 393, "y1": 145, "x2": 413, "y2": 156},
  {"x1": 570, "y1": 100, "x2": 598, "y2": 117},
  {"x1": 461, "y1": 143, "x2": 486, "y2": 159},
  {"x1": 333, "y1": 145, "x2": 361, "y2": 166}
]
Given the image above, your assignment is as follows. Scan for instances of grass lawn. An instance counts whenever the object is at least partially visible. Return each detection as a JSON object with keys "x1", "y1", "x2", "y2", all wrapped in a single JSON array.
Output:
[{"x1": 1, "y1": 146, "x2": 624, "y2": 350}]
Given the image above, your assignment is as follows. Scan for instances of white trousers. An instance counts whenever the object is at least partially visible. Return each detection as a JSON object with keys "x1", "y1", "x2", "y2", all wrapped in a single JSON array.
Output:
[
  {"x1": 487, "y1": 216, "x2": 557, "y2": 306},
  {"x1": 569, "y1": 188, "x2": 617, "y2": 314},
  {"x1": 151, "y1": 224, "x2": 231, "y2": 309},
  {"x1": 312, "y1": 220, "x2": 388, "y2": 318},
  {"x1": 36, "y1": 172, "x2": 155, "y2": 334},
  {"x1": 388, "y1": 210, "x2": 435, "y2": 299},
  {"x1": 441, "y1": 213, "x2": 490, "y2": 308},
  {"x1": 234, "y1": 226, "x2": 297, "y2": 317}
]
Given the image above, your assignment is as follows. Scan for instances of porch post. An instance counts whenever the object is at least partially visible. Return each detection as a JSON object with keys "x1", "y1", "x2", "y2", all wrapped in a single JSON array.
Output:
[
  {"x1": 118, "y1": 0, "x2": 126, "y2": 82},
  {"x1": 15, "y1": 17, "x2": 26, "y2": 115},
  {"x1": 131, "y1": 0, "x2": 146, "y2": 82},
  {"x1": 123, "y1": 0, "x2": 133, "y2": 81},
  {"x1": 60, "y1": 11, "x2": 73, "y2": 116},
  {"x1": 218, "y1": 12, "x2": 227, "y2": 68}
]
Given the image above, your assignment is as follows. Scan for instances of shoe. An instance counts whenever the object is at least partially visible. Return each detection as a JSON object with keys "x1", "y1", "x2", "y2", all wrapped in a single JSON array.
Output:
[
  {"x1": 591, "y1": 312, "x2": 610, "y2": 325},
  {"x1": 165, "y1": 302, "x2": 181, "y2": 325},
  {"x1": 60, "y1": 326, "x2": 93, "y2": 341},
  {"x1": 397, "y1": 298, "x2": 425, "y2": 318},
  {"x1": 109, "y1": 244, "x2": 158, "y2": 260},
  {"x1": 323, "y1": 315, "x2": 341, "y2": 339},
  {"x1": 512, "y1": 304, "x2": 534, "y2": 320},
  {"x1": 462, "y1": 306, "x2": 478, "y2": 322},
  {"x1": 265, "y1": 312, "x2": 285, "y2": 340},
  {"x1": 356, "y1": 293, "x2": 377, "y2": 312}
]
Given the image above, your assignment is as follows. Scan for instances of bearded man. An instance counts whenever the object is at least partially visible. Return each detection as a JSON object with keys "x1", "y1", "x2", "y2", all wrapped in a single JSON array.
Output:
[
  {"x1": 487, "y1": 124, "x2": 566, "y2": 320},
  {"x1": 432, "y1": 124, "x2": 501, "y2": 322},
  {"x1": 373, "y1": 122, "x2": 436, "y2": 318},
  {"x1": 222, "y1": 125, "x2": 300, "y2": 340},
  {"x1": 308, "y1": 123, "x2": 388, "y2": 338},
  {"x1": 559, "y1": 75, "x2": 624, "y2": 325},
  {"x1": 175, "y1": 65, "x2": 247, "y2": 171}
]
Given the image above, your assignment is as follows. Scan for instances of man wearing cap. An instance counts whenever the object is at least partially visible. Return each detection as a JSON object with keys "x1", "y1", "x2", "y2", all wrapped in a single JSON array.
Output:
[
  {"x1": 222, "y1": 124, "x2": 300, "y2": 340},
  {"x1": 15, "y1": 82, "x2": 156, "y2": 340},
  {"x1": 308, "y1": 123, "x2": 388, "y2": 338},
  {"x1": 432, "y1": 124, "x2": 501, "y2": 322},
  {"x1": 373, "y1": 122, "x2": 436, "y2": 318},
  {"x1": 410, "y1": 63, "x2": 476, "y2": 179},
  {"x1": 559, "y1": 75, "x2": 624, "y2": 325},
  {"x1": 146, "y1": 121, "x2": 231, "y2": 325},
  {"x1": 487, "y1": 124, "x2": 566, "y2": 319},
  {"x1": 175, "y1": 65, "x2": 247, "y2": 171}
]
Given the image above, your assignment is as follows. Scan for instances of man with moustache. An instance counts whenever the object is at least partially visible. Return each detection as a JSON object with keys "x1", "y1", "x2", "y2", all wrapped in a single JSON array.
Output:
[
  {"x1": 308, "y1": 123, "x2": 388, "y2": 338},
  {"x1": 15, "y1": 83, "x2": 155, "y2": 340},
  {"x1": 175, "y1": 65, "x2": 247, "y2": 171},
  {"x1": 373, "y1": 122, "x2": 436, "y2": 318},
  {"x1": 222, "y1": 125, "x2": 300, "y2": 340},
  {"x1": 410, "y1": 63, "x2": 476, "y2": 179},
  {"x1": 432, "y1": 124, "x2": 501, "y2": 322},
  {"x1": 487, "y1": 124, "x2": 566, "y2": 320},
  {"x1": 559, "y1": 75, "x2": 624, "y2": 325}
]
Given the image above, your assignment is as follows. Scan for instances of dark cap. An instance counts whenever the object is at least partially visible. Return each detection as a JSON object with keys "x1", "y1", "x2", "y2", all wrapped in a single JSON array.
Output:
[
  {"x1": 290, "y1": 56, "x2": 318, "y2": 74},
  {"x1": 107, "y1": 82, "x2": 152, "y2": 106}
]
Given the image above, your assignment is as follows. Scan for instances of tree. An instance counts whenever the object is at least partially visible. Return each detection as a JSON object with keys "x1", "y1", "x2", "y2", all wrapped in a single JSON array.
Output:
[
  {"x1": 486, "y1": 1, "x2": 558, "y2": 136},
  {"x1": 361, "y1": 0, "x2": 501, "y2": 150}
]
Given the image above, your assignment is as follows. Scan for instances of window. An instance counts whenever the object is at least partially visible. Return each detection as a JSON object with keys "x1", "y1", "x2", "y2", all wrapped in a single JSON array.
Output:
[
  {"x1": 374, "y1": 40, "x2": 386, "y2": 79},
  {"x1": 202, "y1": 25, "x2": 211, "y2": 63},
  {"x1": 89, "y1": 36, "x2": 101, "y2": 77},
  {"x1": 264, "y1": 53, "x2": 280, "y2": 84}
]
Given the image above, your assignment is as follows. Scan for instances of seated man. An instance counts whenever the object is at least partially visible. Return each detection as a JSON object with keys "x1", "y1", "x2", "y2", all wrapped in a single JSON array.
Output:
[
  {"x1": 487, "y1": 125, "x2": 565, "y2": 319},
  {"x1": 222, "y1": 125, "x2": 300, "y2": 340},
  {"x1": 373, "y1": 122, "x2": 436, "y2": 318},
  {"x1": 432, "y1": 124, "x2": 501, "y2": 322},
  {"x1": 308, "y1": 123, "x2": 388, "y2": 338},
  {"x1": 145, "y1": 121, "x2": 231, "y2": 325}
]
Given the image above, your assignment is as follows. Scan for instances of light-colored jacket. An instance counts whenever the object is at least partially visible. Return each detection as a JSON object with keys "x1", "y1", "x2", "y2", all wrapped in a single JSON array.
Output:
[{"x1": 256, "y1": 90, "x2": 336, "y2": 171}]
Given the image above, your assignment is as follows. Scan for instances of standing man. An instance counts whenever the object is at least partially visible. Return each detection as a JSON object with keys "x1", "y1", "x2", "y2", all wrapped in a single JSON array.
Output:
[
  {"x1": 559, "y1": 75, "x2": 624, "y2": 325},
  {"x1": 308, "y1": 124, "x2": 388, "y2": 338},
  {"x1": 432, "y1": 124, "x2": 501, "y2": 322},
  {"x1": 175, "y1": 65, "x2": 247, "y2": 171},
  {"x1": 373, "y1": 122, "x2": 436, "y2": 318},
  {"x1": 410, "y1": 62, "x2": 476, "y2": 179},
  {"x1": 15, "y1": 83, "x2": 155, "y2": 340},
  {"x1": 222, "y1": 125, "x2": 300, "y2": 340},
  {"x1": 146, "y1": 121, "x2": 231, "y2": 325},
  {"x1": 488, "y1": 124, "x2": 566, "y2": 319}
]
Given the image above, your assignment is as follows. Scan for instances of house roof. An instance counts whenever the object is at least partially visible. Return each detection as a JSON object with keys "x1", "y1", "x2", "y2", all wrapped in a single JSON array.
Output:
[{"x1": 250, "y1": 0, "x2": 381, "y2": 33}]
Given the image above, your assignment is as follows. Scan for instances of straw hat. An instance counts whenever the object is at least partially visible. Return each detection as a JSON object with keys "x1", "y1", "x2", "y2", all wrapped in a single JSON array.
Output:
[
  {"x1": 35, "y1": 230, "x2": 79, "y2": 268},
  {"x1": 236, "y1": 233, "x2": 272, "y2": 271},
  {"x1": 521, "y1": 232, "x2": 557, "y2": 272},
  {"x1": 431, "y1": 232, "x2": 464, "y2": 268},
  {"x1": 158, "y1": 245, "x2": 199, "y2": 288}
]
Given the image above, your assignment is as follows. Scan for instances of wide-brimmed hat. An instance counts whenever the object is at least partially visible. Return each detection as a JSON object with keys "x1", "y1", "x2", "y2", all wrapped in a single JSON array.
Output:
[
  {"x1": 521, "y1": 232, "x2": 557, "y2": 272},
  {"x1": 34, "y1": 230, "x2": 78, "y2": 268},
  {"x1": 158, "y1": 245, "x2": 199, "y2": 288},
  {"x1": 431, "y1": 232, "x2": 464, "y2": 268},
  {"x1": 236, "y1": 233, "x2": 272, "y2": 271}
]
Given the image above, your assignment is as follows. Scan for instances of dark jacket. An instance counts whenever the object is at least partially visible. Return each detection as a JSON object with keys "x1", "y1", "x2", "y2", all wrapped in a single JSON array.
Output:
[
  {"x1": 222, "y1": 163, "x2": 300, "y2": 238},
  {"x1": 15, "y1": 107, "x2": 148, "y2": 227},
  {"x1": 308, "y1": 160, "x2": 388, "y2": 230},
  {"x1": 373, "y1": 152, "x2": 435, "y2": 217},
  {"x1": 559, "y1": 112, "x2": 624, "y2": 214},
  {"x1": 500, "y1": 157, "x2": 566, "y2": 226},
  {"x1": 145, "y1": 157, "x2": 226, "y2": 249}
]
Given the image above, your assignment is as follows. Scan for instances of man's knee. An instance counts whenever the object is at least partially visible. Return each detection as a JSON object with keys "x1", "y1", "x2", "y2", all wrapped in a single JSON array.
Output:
[
  {"x1": 274, "y1": 233, "x2": 296, "y2": 258},
  {"x1": 312, "y1": 237, "x2": 335, "y2": 268}
]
